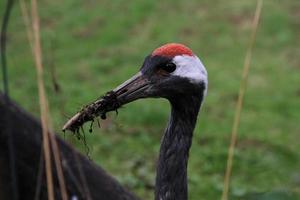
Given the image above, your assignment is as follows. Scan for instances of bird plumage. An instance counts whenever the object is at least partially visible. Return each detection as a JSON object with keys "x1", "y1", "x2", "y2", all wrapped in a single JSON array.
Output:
[
  {"x1": 139, "y1": 43, "x2": 208, "y2": 200},
  {"x1": 67, "y1": 43, "x2": 208, "y2": 200}
]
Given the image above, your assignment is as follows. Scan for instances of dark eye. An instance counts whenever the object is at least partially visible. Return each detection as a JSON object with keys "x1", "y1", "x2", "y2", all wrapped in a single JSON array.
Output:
[{"x1": 161, "y1": 62, "x2": 176, "y2": 73}]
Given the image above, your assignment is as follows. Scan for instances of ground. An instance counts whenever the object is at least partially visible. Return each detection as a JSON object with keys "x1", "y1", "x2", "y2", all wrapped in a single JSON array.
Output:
[{"x1": 1, "y1": 0, "x2": 300, "y2": 199}]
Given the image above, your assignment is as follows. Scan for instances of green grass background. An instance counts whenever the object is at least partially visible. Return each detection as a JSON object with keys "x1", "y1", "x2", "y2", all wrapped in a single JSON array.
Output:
[{"x1": 1, "y1": 0, "x2": 300, "y2": 199}]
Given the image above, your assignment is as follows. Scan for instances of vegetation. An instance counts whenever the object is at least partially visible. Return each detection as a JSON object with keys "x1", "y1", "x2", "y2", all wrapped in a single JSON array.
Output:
[{"x1": 1, "y1": 0, "x2": 300, "y2": 199}]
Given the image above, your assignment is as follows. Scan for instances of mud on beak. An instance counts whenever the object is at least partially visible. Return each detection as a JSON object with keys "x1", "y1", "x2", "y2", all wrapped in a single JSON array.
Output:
[{"x1": 62, "y1": 72, "x2": 151, "y2": 132}]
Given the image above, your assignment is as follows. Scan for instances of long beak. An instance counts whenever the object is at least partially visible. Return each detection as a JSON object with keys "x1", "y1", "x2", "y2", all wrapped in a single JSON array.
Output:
[
  {"x1": 112, "y1": 71, "x2": 150, "y2": 105},
  {"x1": 62, "y1": 72, "x2": 151, "y2": 132}
]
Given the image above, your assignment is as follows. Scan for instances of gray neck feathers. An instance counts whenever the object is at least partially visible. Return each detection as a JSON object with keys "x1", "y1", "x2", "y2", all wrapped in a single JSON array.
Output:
[{"x1": 155, "y1": 96, "x2": 202, "y2": 200}]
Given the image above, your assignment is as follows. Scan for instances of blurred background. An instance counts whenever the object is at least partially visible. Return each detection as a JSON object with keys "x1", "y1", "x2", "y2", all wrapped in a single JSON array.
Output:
[{"x1": 1, "y1": 0, "x2": 299, "y2": 199}]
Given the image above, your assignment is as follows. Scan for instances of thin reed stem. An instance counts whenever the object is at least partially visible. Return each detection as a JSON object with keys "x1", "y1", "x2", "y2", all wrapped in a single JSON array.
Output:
[
  {"x1": 30, "y1": 0, "x2": 68, "y2": 199},
  {"x1": 221, "y1": 1, "x2": 263, "y2": 200},
  {"x1": 19, "y1": 0, "x2": 33, "y2": 51}
]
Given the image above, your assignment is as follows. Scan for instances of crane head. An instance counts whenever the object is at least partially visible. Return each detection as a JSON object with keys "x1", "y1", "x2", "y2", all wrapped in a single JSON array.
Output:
[
  {"x1": 63, "y1": 43, "x2": 208, "y2": 132},
  {"x1": 113, "y1": 43, "x2": 208, "y2": 105}
]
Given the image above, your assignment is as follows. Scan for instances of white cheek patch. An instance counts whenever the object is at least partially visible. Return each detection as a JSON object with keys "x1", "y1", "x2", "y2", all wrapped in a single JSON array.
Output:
[{"x1": 172, "y1": 55, "x2": 208, "y2": 95}]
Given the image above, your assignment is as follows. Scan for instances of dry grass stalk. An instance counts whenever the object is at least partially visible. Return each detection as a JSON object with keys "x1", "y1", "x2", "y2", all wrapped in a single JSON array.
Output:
[
  {"x1": 221, "y1": 1, "x2": 263, "y2": 200},
  {"x1": 30, "y1": 0, "x2": 68, "y2": 199}
]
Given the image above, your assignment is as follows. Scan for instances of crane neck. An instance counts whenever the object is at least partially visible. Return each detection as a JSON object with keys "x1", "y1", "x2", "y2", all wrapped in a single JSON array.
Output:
[{"x1": 155, "y1": 94, "x2": 203, "y2": 200}]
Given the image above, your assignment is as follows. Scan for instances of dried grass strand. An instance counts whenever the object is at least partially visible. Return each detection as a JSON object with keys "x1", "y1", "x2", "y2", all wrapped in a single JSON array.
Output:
[
  {"x1": 30, "y1": 0, "x2": 68, "y2": 199},
  {"x1": 19, "y1": 0, "x2": 33, "y2": 51},
  {"x1": 221, "y1": 1, "x2": 263, "y2": 200}
]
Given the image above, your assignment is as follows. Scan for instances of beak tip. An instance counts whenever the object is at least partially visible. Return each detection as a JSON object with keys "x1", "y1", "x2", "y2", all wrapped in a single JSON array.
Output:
[{"x1": 61, "y1": 91, "x2": 121, "y2": 132}]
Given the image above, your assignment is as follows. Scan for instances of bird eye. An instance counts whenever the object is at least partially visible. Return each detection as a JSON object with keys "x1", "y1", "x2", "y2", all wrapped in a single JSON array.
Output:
[{"x1": 161, "y1": 62, "x2": 176, "y2": 73}]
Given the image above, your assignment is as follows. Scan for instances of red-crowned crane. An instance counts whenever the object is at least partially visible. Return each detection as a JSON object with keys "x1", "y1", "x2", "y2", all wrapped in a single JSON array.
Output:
[
  {"x1": 63, "y1": 43, "x2": 208, "y2": 200},
  {"x1": 99, "y1": 43, "x2": 208, "y2": 200}
]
